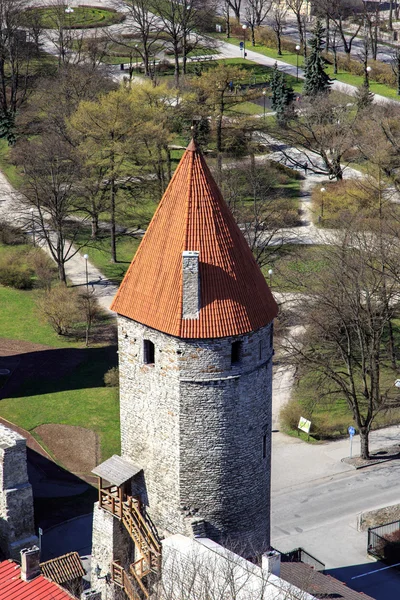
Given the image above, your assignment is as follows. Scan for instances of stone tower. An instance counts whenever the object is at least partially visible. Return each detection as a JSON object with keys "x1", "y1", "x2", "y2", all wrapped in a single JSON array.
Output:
[{"x1": 110, "y1": 140, "x2": 278, "y2": 556}]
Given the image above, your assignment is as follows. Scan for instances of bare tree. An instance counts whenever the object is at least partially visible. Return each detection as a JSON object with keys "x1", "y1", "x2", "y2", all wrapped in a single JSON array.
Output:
[
  {"x1": 227, "y1": 0, "x2": 241, "y2": 22},
  {"x1": 245, "y1": 0, "x2": 272, "y2": 46},
  {"x1": 278, "y1": 93, "x2": 357, "y2": 180},
  {"x1": 221, "y1": 162, "x2": 300, "y2": 269},
  {"x1": 13, "y1": 135, "x2": 84, "y2": 282},
  {"x1": 118, "y1": 0, "x2": 161, "y2": 78},
  {"x1": 271, "y1": 0, "x2": 287, "y2": 56},
  {"x1": 286, "y1": 0, "x2": 306, "y2": 54},
  {"x1": 313, "y1": 0, "x2": 361, "y2": 55},
  {"x1": 287, "y1": 224, "x2": 400, "y2": 460},
  {"x1": 363, "y1": 0, "x2": 380, "y2": 61}
]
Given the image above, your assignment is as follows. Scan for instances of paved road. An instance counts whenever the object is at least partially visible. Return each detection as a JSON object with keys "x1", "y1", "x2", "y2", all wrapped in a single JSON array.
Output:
[{"x1": 271, "y1": 425, "x2": 400, "y2": 599}]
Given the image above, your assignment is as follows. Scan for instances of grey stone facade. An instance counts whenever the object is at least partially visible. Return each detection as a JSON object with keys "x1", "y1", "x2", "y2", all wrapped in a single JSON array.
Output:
[
  {"x1": 0, "y1": 424, "x2": 37, "y2": 560},
  {"x1": 91, "y1": 502, "x2": 134, "y2": 600},
  {"x1": 118, "y1": 316, "x2": 274, "y2": 555}
]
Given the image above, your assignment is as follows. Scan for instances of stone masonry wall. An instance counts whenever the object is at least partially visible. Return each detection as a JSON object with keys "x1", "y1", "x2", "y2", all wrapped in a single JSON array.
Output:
[
  {"x1": 0, "y1": 424, "x2": 37, "y2": 560},
  {"x1": 91, "y1": 502, "x2": 133, "y2": 600},
  {"x1": 118, "y1": 316, "x2": 273, "y2": 553},
  {"x1": 119, "y1": 317, "x2": 183, "y2": 536},
  {"x1": 179, "y1": 324, "x2": 273, "y2": 555}
]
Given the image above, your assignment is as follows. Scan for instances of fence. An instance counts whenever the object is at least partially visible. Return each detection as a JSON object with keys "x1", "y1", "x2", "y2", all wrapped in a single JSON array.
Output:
[
  {"x1": 368, "y1": 520, "x2": 400, "y2": 563},
  {"x1": 280, "y1": 547, "x2": 325, "y2": 572}
]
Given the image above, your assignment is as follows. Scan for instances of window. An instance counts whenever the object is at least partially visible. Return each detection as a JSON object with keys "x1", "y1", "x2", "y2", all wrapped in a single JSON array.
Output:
[
  {"x1": 231, "y1": 341, "x2": 242, "y2": 365},
  {"x1": 144, "y1": 340, "x2": 155, "y2": 365}
]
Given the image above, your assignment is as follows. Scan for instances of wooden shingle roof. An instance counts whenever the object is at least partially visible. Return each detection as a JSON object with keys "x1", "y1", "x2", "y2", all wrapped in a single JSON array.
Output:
[
  {"x1": 40, "y1": 552, "x2": 85, "y2": 585},
  {"x1": 92, "y1": 454, "x2": 141, "y2": 487},
  {"x1": 111, "y1": 140, "x2": 278, "y2": 338}
]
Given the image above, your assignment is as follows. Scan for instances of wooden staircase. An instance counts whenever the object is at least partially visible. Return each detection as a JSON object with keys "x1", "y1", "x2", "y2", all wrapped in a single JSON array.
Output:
[{"x1": 99, "y1": 486, "x2": 161, "y2": 599}]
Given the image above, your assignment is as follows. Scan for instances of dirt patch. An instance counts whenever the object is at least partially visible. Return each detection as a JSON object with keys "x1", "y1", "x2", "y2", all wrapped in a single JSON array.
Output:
[
  {"x1": 342, "y1": 443, "x2": 400, "y2": 470},
  {"x1": 35, "y1": 424, "x2": 100, "y2": 477},
  {"x1": 359, "y1": 503, "x2": 400, "y2": 532}
]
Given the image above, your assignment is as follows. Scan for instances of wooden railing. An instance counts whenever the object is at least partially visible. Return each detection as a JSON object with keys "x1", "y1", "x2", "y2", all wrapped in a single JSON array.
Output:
[
  {"x1": 112, "y1": 561, "x2": 142, "y2": 600},
  {"x1": 100, "y1": 487, "x2": 162, "y2": 600}
]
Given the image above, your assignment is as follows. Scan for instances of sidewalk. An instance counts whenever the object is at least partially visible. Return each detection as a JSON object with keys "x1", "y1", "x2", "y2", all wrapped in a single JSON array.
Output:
[{"x1": 217, "y1": 40, "x2": 397, "y2": 106}]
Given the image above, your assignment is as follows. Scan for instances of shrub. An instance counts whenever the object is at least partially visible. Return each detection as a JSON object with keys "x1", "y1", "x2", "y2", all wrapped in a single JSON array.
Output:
[
  {"x1": 104, "y1": 366, "x2": 119, "y2": 387},
  {"x1": 0, "y1": 255, "x2": 34, "y2": 289},
  {"x1": 280, "y1": 398, "x2": 304, "y2": 432},
  {"x1": 27, "y1": 249, "x2": 57, "y2": 289},
  {"x1": 37, "y1": 284, "x2": 81, "y2": 335},
  {"x1": 0, "y1": 221, "x2": 27, "y2": 245}
]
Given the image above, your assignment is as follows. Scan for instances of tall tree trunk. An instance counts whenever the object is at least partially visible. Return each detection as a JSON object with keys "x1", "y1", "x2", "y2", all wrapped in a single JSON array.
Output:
[
  {"x1": 389, "y1": 1, "x2": 393, "y2": 31},
  {"x1": 277, "y1": 33, "x2": 282, "y2": 56},
  {"x1": 110, "y1": 177, "x2": 117, "y2": 263},
  {"x1": 360, "y1": 427, "x2": 369, "y2": 460},
  {"x1": 251, "y1": 24, "x2": 256, "y2": 46}
]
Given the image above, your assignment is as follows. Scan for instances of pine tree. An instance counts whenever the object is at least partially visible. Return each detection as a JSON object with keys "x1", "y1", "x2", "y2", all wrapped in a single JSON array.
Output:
[
  {"x1": 355, "y1": 83, "x2": 374, "y2": 111},
  {"x1": 270, "y1": 63, "x2": 295, "y2": 126},
  {"x1": 303, "y1": 20, "x2": 331, "y2": 97}
]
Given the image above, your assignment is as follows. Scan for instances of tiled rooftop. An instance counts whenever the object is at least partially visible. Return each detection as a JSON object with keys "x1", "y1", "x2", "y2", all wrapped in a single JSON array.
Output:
[
  {"x1": 0, "y1": 560, "x2": 74, "y2": 600},
  {"x1": 111, "y1": 139, "x2": 278, "y2": 338}
]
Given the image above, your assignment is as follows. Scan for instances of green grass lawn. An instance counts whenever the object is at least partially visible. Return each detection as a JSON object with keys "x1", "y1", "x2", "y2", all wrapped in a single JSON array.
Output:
[
  {"x1": 262, "y1": 244, "x2": 330, "y2": 293},
  {"x1": 0, "y1": 139, "x2": 23, "y2": 189},
  {"x1": 0, "y1": 347, "x2": 120, "y2": 461},
  {"x1": 285, "y1": 357, "x2": 400, "y2": 441},
  {"x1": 21, "y1": 6, "x2": 124, "y2": 29},
  {"x1": 0, "y1": 241, "x2": 121, "y2": 463},
  {"x1": 217, "y1": 34, "x2": 400, "y2": 101}
]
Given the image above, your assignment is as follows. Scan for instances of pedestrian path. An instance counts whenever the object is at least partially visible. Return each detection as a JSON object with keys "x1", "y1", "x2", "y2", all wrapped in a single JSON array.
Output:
[{"x1": 217, "y1": 40, "x2": 397, "y2": 106}]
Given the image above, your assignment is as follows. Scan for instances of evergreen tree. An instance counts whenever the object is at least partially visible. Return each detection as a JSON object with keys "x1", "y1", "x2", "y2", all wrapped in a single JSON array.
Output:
[
  {"x1": 303, "y1": 20, "x2": 331, "y2": 97},
  {"x1": 355, "y1": 83, "x2": 374, "y2": 111},
  {"x1": 270, "y1": 63, "x2": 295, "y2": 126}
]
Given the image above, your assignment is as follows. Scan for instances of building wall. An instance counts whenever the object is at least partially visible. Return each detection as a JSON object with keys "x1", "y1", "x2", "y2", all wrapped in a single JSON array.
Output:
[
  {"x1": 118, "y1": 316, "x2": 273, "y2": 554},
  {"x1": 0, "y1": 425, "x2": 37, "y2": 560}
]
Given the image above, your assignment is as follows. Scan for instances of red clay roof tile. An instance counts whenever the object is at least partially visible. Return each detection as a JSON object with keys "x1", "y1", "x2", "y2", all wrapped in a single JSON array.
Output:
[
  {"x1": 0, "y1": 560, "x2": 74, "y2": 600},
  {"x1": 111, "y1": 140, "x2": 278, "y2": 337}
]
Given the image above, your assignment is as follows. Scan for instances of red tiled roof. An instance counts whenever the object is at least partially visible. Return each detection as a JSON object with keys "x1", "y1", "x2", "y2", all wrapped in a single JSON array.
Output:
[
  {"x1": 111, "y1": 140, "x2": 278, "y2": 338},
  {"x1": 0, "y1": 560, "x2": 74, "y2": 600}
]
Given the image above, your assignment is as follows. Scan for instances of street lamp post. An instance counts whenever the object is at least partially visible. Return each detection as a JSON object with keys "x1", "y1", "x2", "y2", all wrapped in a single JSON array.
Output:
[
  {"x1": 30, "y1": 208, "x2": 35, "y2": 247},
  {"x1": 268, "y1": 268, "x2": 273, "y2": 288},
  {"x1": 295, "y1": 45, "x2": 300, "y2": 82},
  {"x1": 262, "y1": 89, "x2": 266, "y2": 119},
  {"x1": 83, "y1": 253, "x2": 89, "y2": 290},
  {"x1": 320, "y1": 187, "x2": 326, "y2": 219},
  {"x1": 135, "y1": 44, "x2": 138, "y2": 72},
  {"x1": 242, "y1": 24, "x2": 247, "y2": 59},
  {"x1": 365, "y1": 65, "x2": 372, "y2": 88}
]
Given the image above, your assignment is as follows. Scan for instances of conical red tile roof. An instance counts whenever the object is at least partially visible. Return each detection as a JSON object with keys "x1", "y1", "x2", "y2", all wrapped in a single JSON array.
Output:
[{"x1": 111, "y1": 140, "x2": 278, "y2": 338}]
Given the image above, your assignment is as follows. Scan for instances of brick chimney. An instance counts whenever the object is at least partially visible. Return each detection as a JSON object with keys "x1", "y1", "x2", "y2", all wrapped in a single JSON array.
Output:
[
  {"x1": 20, "y1": 546, "x2": 40, "y2": 581},
  {"x1": 182, "y1": 251, "x2": 200, "y2": 319}
]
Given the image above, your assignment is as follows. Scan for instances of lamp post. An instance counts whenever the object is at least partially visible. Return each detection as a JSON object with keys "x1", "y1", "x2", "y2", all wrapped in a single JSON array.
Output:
[
  {"x1": 242, "y1": 24, "x2": 247, "y2": 59},
  {"x1": 268, "y1": 268, "x2": 273, "y2": 288},
  {"x1": 262, "y1": 89, "x2": 266, "y2": 119},
  {"x1": 83, "y1": 253, "x2": 89, "y2": 290},
  {"x1": 135, "y1": 44, "x2": 138, "y2": 72},
  {"x1": 30, "y1": 208, "x2": 36, "y2": 247},
  {"x1": 320, "y1": 187, "x2": 326, "y2": 219},
  {"x1": 364, "y1": 65, "x2": 372, "y2": 88},
  {"x1": 295, "y1": 44, "x2": 300, "y2": 82}
]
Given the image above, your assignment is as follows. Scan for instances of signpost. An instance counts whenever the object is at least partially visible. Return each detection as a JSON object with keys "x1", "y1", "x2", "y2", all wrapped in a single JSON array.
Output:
[
  {"x1": 348, "y1": 426, "x2": 355, "y2": 458},
  {"x1": 298, "y1": 417, "x2": 311, "y2": 439}
]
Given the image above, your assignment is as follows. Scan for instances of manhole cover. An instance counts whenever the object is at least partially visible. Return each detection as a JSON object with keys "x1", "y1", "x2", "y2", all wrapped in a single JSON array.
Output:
[{"x1": 0, "y1": 369, "x2": 10, "y2": 375}]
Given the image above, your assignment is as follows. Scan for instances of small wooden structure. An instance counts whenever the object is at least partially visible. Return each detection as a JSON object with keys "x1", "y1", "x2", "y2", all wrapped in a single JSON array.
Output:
[{"x1": 92, "y1": 455, "x2": 161, "y2": 600}]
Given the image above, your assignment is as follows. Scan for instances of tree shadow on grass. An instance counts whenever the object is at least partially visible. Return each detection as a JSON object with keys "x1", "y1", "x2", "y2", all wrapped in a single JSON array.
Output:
[{"x1": 0, "y1": 344, "x2": 118, "y2": 399}]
